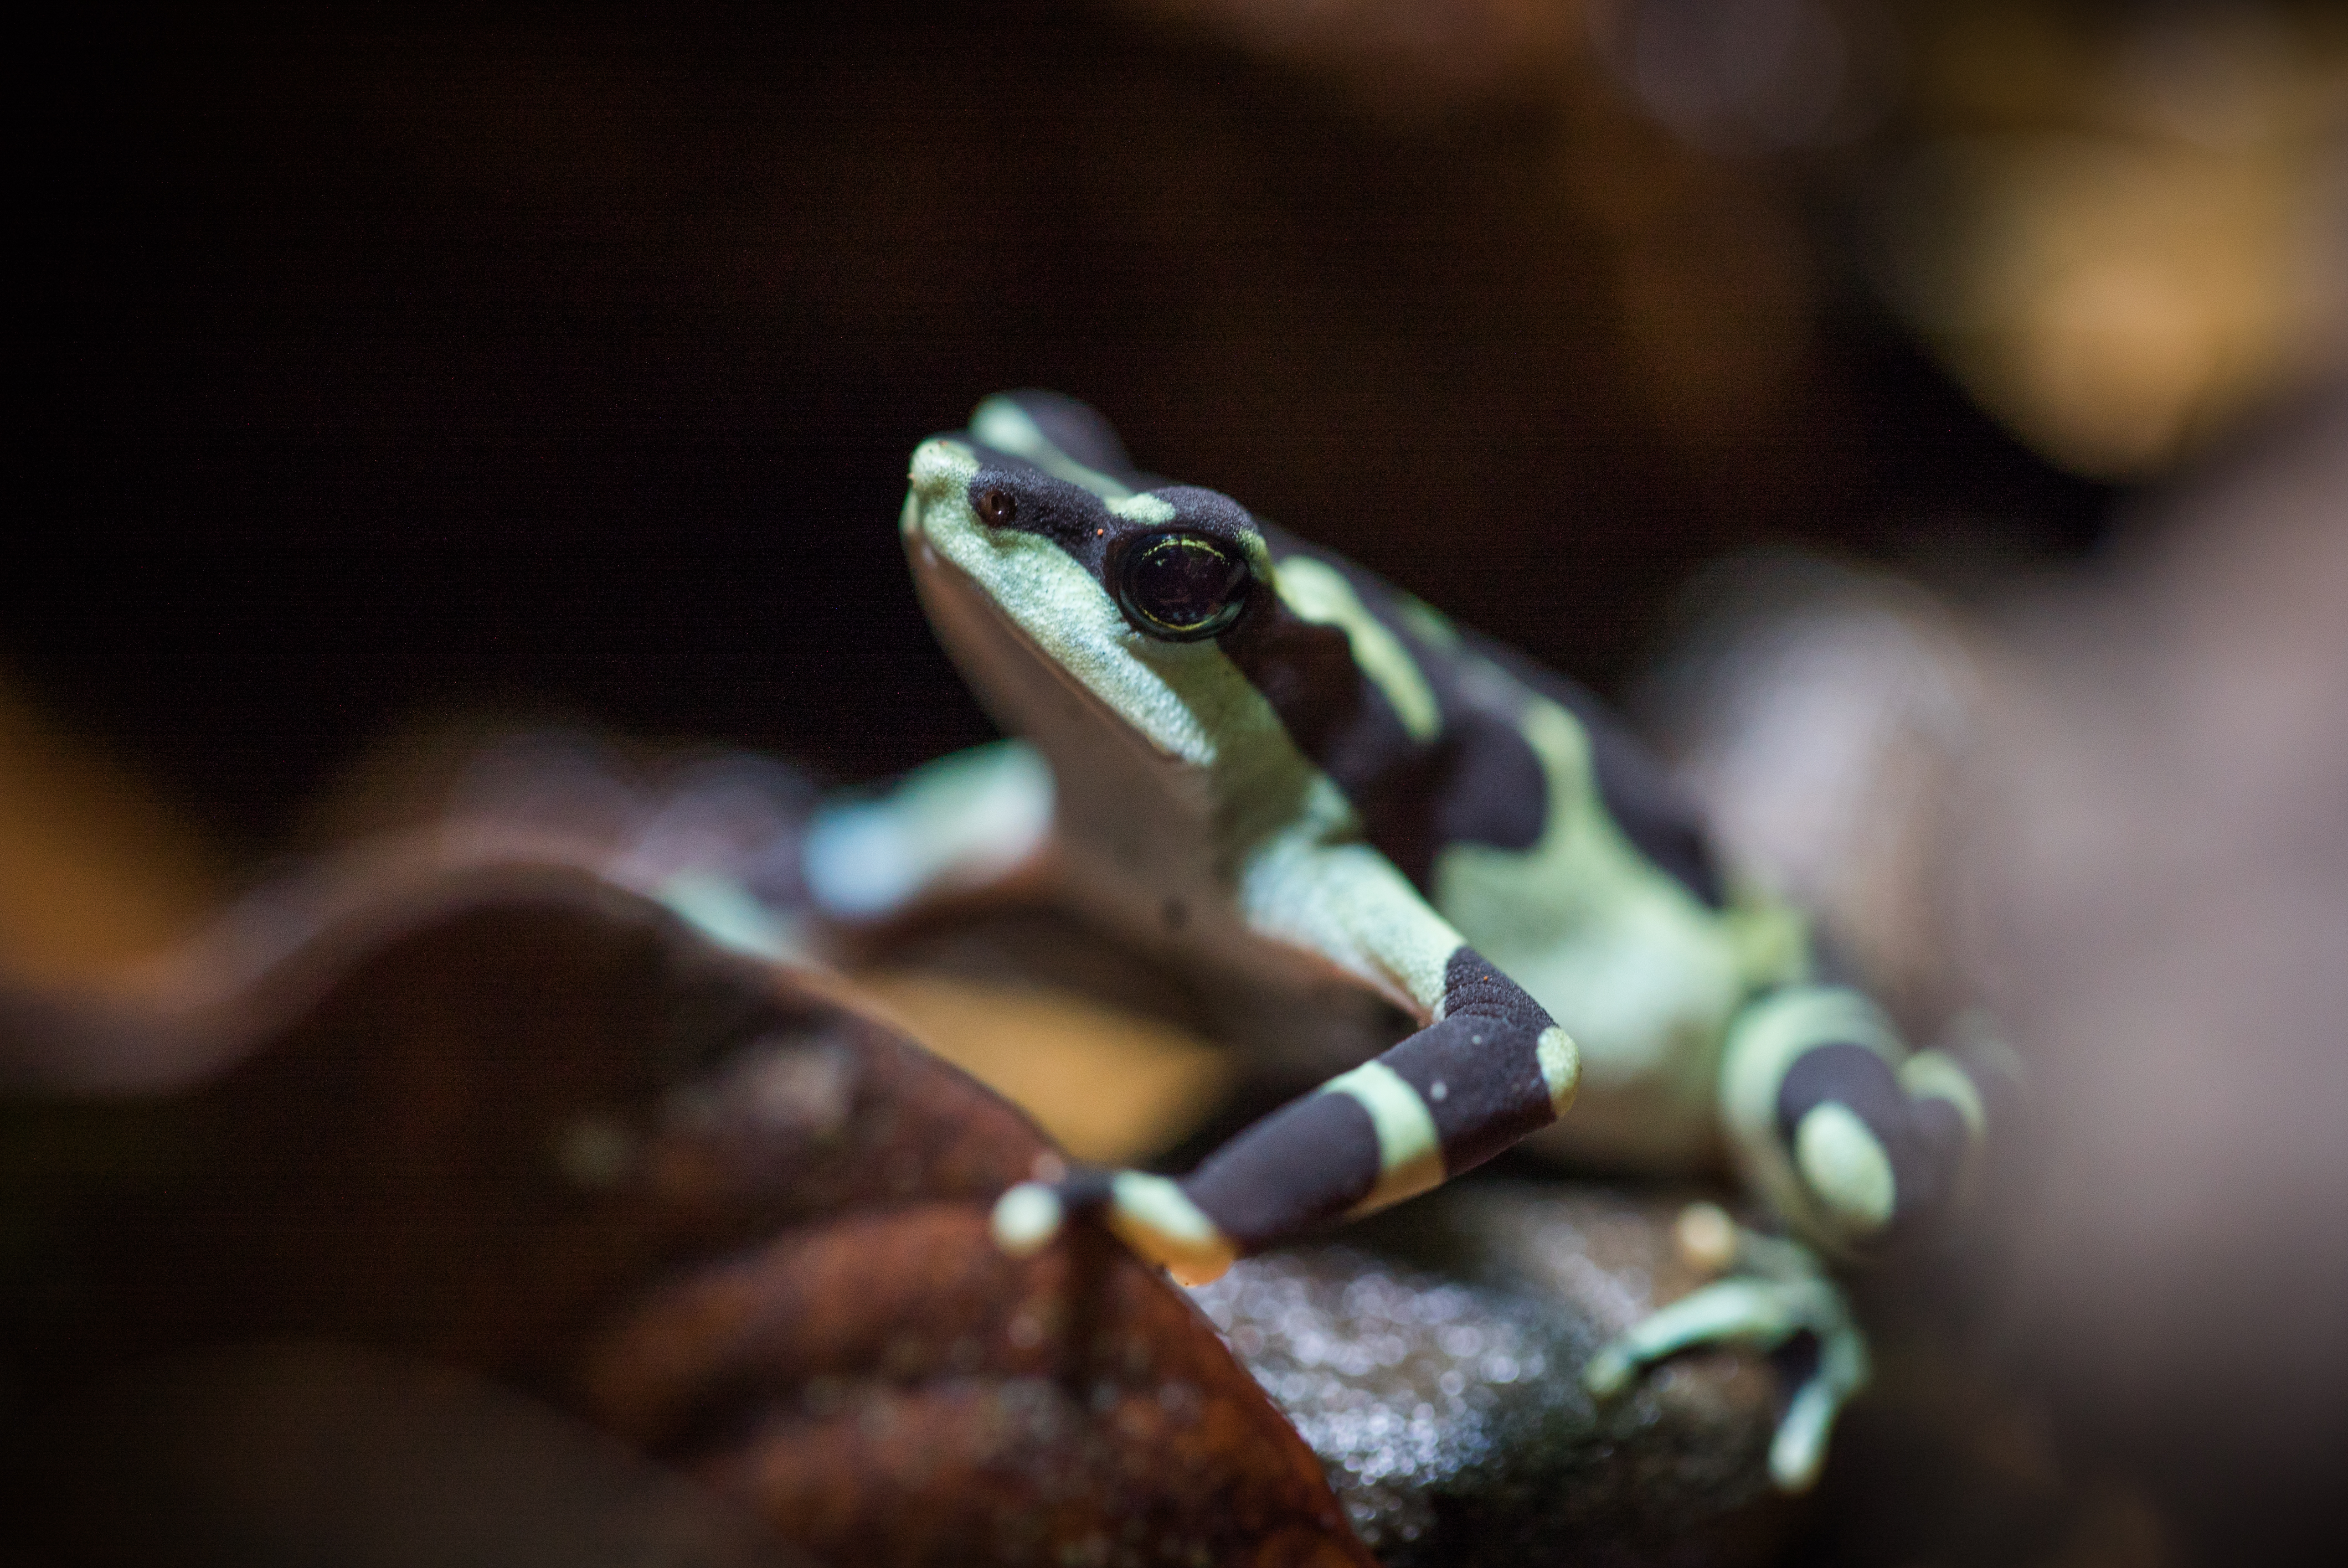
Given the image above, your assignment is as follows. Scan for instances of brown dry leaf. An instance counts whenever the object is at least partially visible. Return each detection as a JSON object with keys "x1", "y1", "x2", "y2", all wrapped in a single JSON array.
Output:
[
  {"x1": 2, "y1": 830, "x2": 1373, "y2": 1568},
  {"x1": 38, "y1": 1342, "x2": 816, "y2": 1568}
]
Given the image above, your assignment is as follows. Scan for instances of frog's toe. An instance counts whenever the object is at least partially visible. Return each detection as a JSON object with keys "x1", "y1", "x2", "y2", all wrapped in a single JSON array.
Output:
[
  {"x1": 1584, "y1": 1275, "x2": 1811, "y2": 1390},
  {"x1": 1582, "y1": 1247, "x2": 1868, "y2": 1494},
  {"x1": 990, "y1": 1171, "x2": 1239, "y2": 1285},
  {"x1": 990, "y1": 1180, "x2": 1067, "y2": 1256},
  {"x1": 1769, "y1": 1361, "x2": 1846, "y2": 1492},
  {"x1": 1101, "y1": 1171, "x2": 1238, "y2": 1286},
  {"x1": 1769, "y1": 1306, "x2": 1869, "y2": 1489}
]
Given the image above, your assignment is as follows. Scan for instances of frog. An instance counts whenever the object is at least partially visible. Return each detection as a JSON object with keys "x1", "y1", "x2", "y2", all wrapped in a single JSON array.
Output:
[{"x1": 785, "y1": 390, "x2": 1995, "y2": 1492}]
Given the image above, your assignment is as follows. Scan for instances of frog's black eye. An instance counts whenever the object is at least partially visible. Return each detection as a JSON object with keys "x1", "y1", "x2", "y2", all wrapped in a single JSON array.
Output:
[
  {"x1": 1116, "y1": 531, "x2": 1250, "y2": 641},
  {"x1": 974, "y1": 487, "x2": 1017, "y2": 527}
]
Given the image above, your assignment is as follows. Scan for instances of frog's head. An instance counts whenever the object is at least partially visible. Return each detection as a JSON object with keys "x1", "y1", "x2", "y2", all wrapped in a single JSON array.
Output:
[{"x1": 902, "y1": 393, "x2": 1276, "y2": 770}]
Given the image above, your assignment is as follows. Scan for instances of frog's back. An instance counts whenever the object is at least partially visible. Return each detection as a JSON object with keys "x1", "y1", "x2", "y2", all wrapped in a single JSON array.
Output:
[
  {"x1": 1237, "y1": 532, "x2": 1721, "y2": 907},
  {"x1": 1229, "y1": 532, "x2": 1806, "y2": 1165}
]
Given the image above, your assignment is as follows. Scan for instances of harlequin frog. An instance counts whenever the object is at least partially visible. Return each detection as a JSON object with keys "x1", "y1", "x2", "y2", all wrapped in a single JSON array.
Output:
[{"x1": 791, "y1": 392, "x2": 1994, "y2": 1490}]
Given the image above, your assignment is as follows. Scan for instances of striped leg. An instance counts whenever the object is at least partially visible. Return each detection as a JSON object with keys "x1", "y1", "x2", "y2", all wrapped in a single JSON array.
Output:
[
  {"x1": 1718, "y1": 984, "x2": 1989, "y2": 1251},
  {"x1": 992, "y1": 946, "x2": 1578, "y2": 1284},
  {"x1": 1583, "y1": 985, "x2": 1997, "y2": 1491}
]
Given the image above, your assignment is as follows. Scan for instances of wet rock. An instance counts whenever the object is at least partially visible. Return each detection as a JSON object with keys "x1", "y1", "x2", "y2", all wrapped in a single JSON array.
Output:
[{"x1": 1193, "y1": 1179, "x2": 1793, "y2": 1567}]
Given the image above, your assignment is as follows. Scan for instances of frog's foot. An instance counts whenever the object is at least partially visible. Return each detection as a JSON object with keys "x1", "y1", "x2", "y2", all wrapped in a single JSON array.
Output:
[
  {"x1": 991, "y1": 1171, "x2": 1238, "y2": 1287},
  {"x1": 1582, "y1": 1203, "x2": 1868, "y2": 1493}
]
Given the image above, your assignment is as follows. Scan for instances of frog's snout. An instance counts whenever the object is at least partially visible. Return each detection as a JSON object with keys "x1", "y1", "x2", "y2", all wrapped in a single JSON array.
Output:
[
  {"x1": 907, "y1": 439, "x2": 969, "y2": 503},
  {"x1": 904, "y1": 438, "x2": 980, "y2": 543}
]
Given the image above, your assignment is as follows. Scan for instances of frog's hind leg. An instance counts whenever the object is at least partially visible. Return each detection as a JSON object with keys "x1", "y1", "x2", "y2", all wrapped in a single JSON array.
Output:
[
  {"x1": 1583, "y1": 1204, "x2": 1868, "y2": 1492},
  {"x1": 1584, "y1": 982, "x2": 1995, "y2": 1489},
  {"x1": 1717, "y1": 983, "x2": 1988, "y2": 1254}
]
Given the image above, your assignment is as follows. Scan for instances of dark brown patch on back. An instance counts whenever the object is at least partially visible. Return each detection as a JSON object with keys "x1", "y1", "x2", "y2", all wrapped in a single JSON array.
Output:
[
  {"x1": 1216, "y1": 534, "x2": 1551, "y2": 891},
  {"x1": 1455, "y1": 627, "x2": 1725, "y2": 907},
  {"x1": 1216, "y1": 605, "x2": 1402, "y2": 797},
  {"x1": 1226, "y1": 530, "x2": 1723, "y2": 907}
]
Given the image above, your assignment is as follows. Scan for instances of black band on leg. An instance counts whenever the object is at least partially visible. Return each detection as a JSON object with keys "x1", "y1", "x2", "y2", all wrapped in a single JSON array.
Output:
[
  {"x1": 1407, "y1": 947, "x2": 1563, "y2": 1172},
  {"x1": 1054, "y1": 1167, "x2": 1119, "y2": 1216},
  {"x1": 1181, "y1": 1090, "x2": 1382, "y2": 1252},
  {"x1": 1383, "y1": 1014, "x2": 1556, "y2": 1174},
  {"x1": 1440, "y1": 947, "x2": 1556, "y2": 1032}
]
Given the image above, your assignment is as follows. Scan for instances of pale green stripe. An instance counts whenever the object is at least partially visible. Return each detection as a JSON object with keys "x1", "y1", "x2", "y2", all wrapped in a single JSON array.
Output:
[
  {"x1": 969, "y1": 395, "x2": 1134, "y2": 500},
  {"x1": 1274, "y1": 555, "x2": 1443, "y2": 741},
  {"x1": 1324, "y1": 1059, "x2": 1444, "y2": 1215}
]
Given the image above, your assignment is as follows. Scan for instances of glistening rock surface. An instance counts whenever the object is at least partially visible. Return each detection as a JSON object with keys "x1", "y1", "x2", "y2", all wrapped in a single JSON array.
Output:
[{"x1": 1194, "y1": 1180, "x2": 1792, "y2": 1567}]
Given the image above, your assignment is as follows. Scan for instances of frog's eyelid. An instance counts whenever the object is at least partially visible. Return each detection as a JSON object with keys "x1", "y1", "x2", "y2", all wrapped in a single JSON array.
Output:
[{"x1": 1104, "y1": 492, "x2": 1177, "y2": 525}]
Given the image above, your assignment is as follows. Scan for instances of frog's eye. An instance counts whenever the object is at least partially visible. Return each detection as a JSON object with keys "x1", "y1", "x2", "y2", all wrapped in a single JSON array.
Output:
[
  {"x1": 974, "y1": 487, "x2": 1017, "y2": 527},
  {"x1": 1116, "y1": 531, "x2": 1250, "y2": 641}
]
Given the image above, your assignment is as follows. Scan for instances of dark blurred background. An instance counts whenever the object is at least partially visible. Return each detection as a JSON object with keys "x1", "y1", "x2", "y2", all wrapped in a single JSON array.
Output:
[{"x1": 25, "y1": 0, "x2": 2274, "y2": 851}]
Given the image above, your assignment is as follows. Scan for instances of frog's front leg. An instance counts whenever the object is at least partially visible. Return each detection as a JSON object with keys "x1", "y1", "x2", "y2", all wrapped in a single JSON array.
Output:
[
  {"x1": 800, "y1": 739, "x2": 1056, "y2": 922},
  {"x1": 996, "y1": 944, "x2": 1575, "y2": 1282},
  {"x1": 1587, "y1": 983, "x2": 1991, "y2": 1490},
  {"x1": 994, "y1": 846, "x2": 1578, "y2": 1284}
]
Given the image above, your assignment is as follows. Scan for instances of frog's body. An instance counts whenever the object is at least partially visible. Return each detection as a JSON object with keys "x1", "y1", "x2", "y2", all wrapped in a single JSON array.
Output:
[{"x1": 797, "y1": 392, "x2": 1991, "y2": 1490}]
